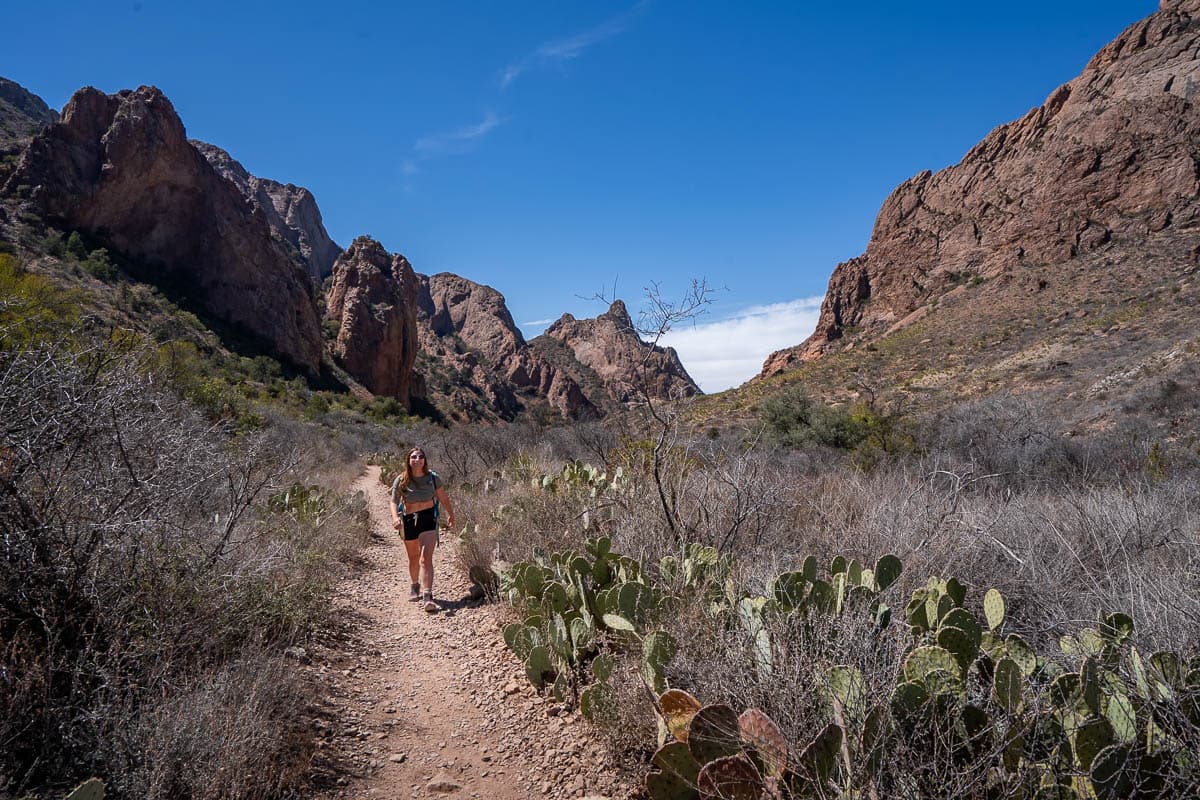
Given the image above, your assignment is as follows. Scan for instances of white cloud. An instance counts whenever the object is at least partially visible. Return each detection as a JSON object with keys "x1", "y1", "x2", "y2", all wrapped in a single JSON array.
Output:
[
  {"x1": 499, "y1": 3, "x2": 644, "y2": 89},
  {"x1": 414, "y1": 112, "x2": 504, "y2": 155},
  {"x1": 659, "y1": 296, "x2": 824, "y2": 393},
  {"x1": 521, "y1": 317, "x2": 558, "y2": 328}
]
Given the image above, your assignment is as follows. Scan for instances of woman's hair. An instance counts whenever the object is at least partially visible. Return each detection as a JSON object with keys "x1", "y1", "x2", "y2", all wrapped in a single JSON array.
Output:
[{"x1": 398, "y1": 447, "x2": 431, "y2": 494}]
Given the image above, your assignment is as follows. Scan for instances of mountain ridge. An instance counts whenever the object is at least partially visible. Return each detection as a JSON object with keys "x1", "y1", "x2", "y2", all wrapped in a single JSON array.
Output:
[
  {"x1": 762, "y1": 0, "x2": 1200, "y2": 377},
  {"x1": 0, "y1": 77, "x2": 700, "y2": 422}
]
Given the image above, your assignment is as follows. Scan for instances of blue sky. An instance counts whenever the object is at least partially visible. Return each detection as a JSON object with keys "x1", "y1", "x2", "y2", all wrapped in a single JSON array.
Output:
[{"x1": 6, "y1": 0, "x2": 1158, "y2": 391}]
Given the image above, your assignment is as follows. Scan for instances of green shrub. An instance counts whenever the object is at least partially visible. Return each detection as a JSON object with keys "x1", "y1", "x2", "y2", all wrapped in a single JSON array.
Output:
[
  {"x1": 0, "y1": 252, "x2": 80, "y2": 346},
  {"x1": 65, "y1": 231, "x2": 88, "y2": 259},
  {"x1": 81, "y1": 247, "x2": 116, "y2": 280},
  {"x1": 761, "y1": 386, "x2": 868, "y2": 450}
]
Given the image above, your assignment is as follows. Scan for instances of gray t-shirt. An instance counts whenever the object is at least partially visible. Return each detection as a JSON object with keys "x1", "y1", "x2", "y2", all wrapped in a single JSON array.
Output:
[{"x1": 391, "y1": 472, "x2": 438, "y2": 509}]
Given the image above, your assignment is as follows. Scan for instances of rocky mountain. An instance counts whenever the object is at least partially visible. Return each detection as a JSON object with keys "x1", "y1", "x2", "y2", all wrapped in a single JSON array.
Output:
[
  {"x1": 325, "y1": 236, "x2": 421, "y2": 407},
  {"x1": 1, "y1": 85, "x2": 324, "y2": 372},
  {"x1": 0, "y1": 77, "x2": 701, "y2": 422},
  {"x1": 764, "y1": 0, "x2": 1200, "y2": 379},
  {"x1": 415, "y1": 273, "x2": 593, "y2": 421},
  {"x1": 194, "y1": 141, "x2": 341, "y2": 285},
  {"x1": 534, "y1": 300, "x2": 701, "y2": 404},
  {"x1": 0, "y1": 77, "x2": 57, "y2": 153},
  {"x1": 726, "y1": 0, "x2": 1200, "y2": 433}
]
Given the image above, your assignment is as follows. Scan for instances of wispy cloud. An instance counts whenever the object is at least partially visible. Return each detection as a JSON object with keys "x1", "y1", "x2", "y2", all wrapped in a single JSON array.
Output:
[
  {"x1": 401, "y1": 111, "x2": 504, "y2": 186},
  {"x1": 659, "y1": 297, "x2": 824, "y2": 393},
  {"x1": 521, "y1": 317, "x2": 558, "y2": 328},
  {"x1": 414, "y1": 112, "x2": 504, "y2": 155},
  {"x1": 499, "y1": 2, "x2": 645, "y2": 89}
]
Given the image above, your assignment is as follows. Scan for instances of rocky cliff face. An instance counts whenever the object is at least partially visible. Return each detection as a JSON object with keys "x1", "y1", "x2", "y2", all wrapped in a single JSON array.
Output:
[
  {"x1": 194, "y1": 141, "x2": 341, "y2": 285},
  {"x1": 325, "y1": 236, "x2": 420, "y2": 407},
  {"x1": 1, "y1": 85, "x2": 324, "y2": 371},
  {"x1": 415, "y1": 273, "x2": 593, "y2": 420},
  {"x1": 763, "y1": 0, "x2": 1200, "y2": 376},
  {"x1": 0, "y1": 77, "x2": 57, "y2": 153},
  {"x1": 537, "y1": 300, "x2": 701, "y2": 403}
]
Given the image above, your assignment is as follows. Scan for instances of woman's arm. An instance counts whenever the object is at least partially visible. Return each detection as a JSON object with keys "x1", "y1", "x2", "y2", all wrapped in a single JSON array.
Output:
[{"x1": 436, "y1": 485, "x2": 455, "y2": 528}]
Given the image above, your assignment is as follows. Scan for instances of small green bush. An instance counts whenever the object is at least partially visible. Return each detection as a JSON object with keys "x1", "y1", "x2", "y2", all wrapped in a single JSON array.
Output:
[{"x1": 761, "y1": 386, "x2": 867, "y2": 450}]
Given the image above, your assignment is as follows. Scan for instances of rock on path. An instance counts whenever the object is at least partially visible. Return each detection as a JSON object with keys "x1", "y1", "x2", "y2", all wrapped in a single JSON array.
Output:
[{"x1": 310, "y1": 466, "x2": 631, "y2": 799}]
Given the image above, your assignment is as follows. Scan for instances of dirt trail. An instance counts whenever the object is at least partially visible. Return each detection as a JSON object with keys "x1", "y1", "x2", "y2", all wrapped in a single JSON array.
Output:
[{"x1": 311, "y1": 466, "x2": 631, "y2": 800}]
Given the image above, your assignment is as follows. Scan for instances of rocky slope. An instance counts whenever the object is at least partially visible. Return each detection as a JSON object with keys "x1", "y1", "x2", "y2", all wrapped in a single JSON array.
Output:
[
  {"x1": 0, "y1": 77, "x2": 57, "y2": 153},
  {"x1": 415, "y1": 273, "x2": 593, "y2": 421},
  {"x1": 325, "y1": 236, "x2": 421, "y2": 407},
  {"x1": 764, "y1": 0, "x2": 1200, "y2": 377},
  {"x1": 714, "y1": 0, "x2": 1200, "y2": 433},
  {"x1": 1, "y1": 85, "x2": 324, "y2": 371},
  {"x1": 535, "y1": 300, "x2": 701, "y2": 404},
  {"x1": 195, "y1": 141, "x2": 341, "y2": 285}
]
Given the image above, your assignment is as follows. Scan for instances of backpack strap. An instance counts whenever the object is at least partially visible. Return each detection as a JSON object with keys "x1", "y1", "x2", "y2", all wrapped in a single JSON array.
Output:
[{"x1": 430, "y1": 471, "x2": 440, "y2": 521}]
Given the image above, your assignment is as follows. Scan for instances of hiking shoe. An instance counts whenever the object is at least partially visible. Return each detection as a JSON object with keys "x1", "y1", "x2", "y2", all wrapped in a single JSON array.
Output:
[
  {"x1": 408, "y1": 584, "x2": 421, "y2": 602},
  {"x1": 423, "y1": 592, "x2": 438, "y2": 613}
]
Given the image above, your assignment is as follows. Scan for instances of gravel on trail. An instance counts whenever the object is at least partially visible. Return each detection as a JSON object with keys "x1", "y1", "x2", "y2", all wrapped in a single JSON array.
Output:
[{"x1": 308, "y1": 466, "x2": 634, "y2": 799}]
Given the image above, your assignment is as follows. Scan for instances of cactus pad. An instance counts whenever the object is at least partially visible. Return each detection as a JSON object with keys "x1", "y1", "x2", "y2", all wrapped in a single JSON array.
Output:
[
  {"x1": 1004, "y1": 633, "x2": 1037, "y2": 677},
  {"x1": 643, "y1": 630, "x2": 678, "y2": 693},
  {"x1": 1105, "y1": 690, "x2": 1137, "y2": 743},
  {"x1": 801, "y1": 554, "x2": 818, "y2": 582},
  {"x1": 649, "y1": 741, "x2": 702, "y2": 795},
  {"x1": 769, "y1": 571, "x2": 808, "y2": 609},
  {"x1": 992, "y1": 657, "x2": 1023, "y2": 714},
  {"x1": 1089, "y1": 743, "x2": 1138, "y2": 800},
  {"x1": 696, "y1": 753, "x2": 763, "y2": 800},
  {"x1": 503, "y1": 623, "x2": 538, "y2": 660},
  {"x1": 891, "y1": 681, "x2": 931, "y2": 724},
  {"x1": 1072, "y1": 716, "x2": 1115, "y2": 771},
  {"x1": 940, "y1": 608, "x2": 983, "y2": 645},
  {"x1": 860, "y1": 705, "x2": 889, "y2": 776},
  {"x1": 524, "y1": 645, "x2": 554, "y2": 689},
  {"x1": 738, "y1": 708, "x2": 788, "y2": 778},
  {"x1": 936, "y1": 626, "x2": 978, "y2": 670},
  {"x1": 645, "y1": 768, "x2": 697, "y2": 800},
  {"x1": 687, "y1": 704, "x2": 742, "y2": 765},
  {"x1": 602, "y1": 613, "x2": 636, "y2": 632},
  {"x1": 903, "y1": 645, "x2": 961, "y2": 682},
  {"x1": 828, "y1": 665, "x2": 866, "y2": 721},
  {"x1": 793, "y1": 722, "x2": 843, "y2": 791},
  {"x1": 1099, "y1": 611, "x2": 1134, "y2": 645},
  {"x1": 874, "y1": 554, "x2": 902, "y2": 590},
  {"x1": 661, "y1": 689, "x2": 703, "y2": 743},
  {"x1": 983, "y1": 588, "x2": 1005, "y2": 631}
]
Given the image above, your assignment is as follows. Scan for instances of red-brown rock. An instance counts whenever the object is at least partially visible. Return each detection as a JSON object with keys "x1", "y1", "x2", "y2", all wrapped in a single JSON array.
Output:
[
  {"x1": 538, "y1": 300, "x2": 701, "y2": 403},
  {"x1": 416, "y1": 273, "x2": 594, "y2": 420},
  {"x1": 763, "y1": 0, "x2": 1200, "y2": 376},
  {"x1": 326, "y1": 236, "x2": 421, "y2": 407},
  {"x1": 194, "y1": 141, "x2": 341, "y2": 285},
  {"x1": 2, "y1": 85, "x2": 324, "y2": 371}
]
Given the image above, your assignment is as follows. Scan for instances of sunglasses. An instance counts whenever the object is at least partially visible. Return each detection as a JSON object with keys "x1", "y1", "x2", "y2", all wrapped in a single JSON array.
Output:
[{"x1": 410, "y1": 454, "x2": 425, "y2": 460}]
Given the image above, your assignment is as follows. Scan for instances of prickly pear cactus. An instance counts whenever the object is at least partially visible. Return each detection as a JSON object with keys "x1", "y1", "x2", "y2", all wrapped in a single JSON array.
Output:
[{"x1": 661, "y1": 689, "x2": 703, "y2": 743}]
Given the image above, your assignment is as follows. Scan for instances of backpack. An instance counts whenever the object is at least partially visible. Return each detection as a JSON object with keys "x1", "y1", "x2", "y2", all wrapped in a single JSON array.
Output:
[{"x1": 392, "y1": 471, "x2": 440, "y2": 523}]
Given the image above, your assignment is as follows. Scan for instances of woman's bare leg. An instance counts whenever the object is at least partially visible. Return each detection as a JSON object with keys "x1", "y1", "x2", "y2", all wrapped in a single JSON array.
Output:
[
  {"x1": 404, "y1": 538, "x2": 421, "y2": 585},
  {"x1": 418, "y1": 529, "x2": 438, "y2": 593}
]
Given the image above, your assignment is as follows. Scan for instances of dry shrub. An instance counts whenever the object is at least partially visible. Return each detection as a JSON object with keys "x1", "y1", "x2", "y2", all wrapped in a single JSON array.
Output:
[
  {"x1": 452, "y1": 393, "x2": 1199, "y2": 794},
  {"x1": 120, "y1": 655, "x2": 315, "y2": 800},
  {"x1": 0, "y1": 340, "x2": 367, "y2": 798},
  {"x1": 585, "y1": 651, "x2": 658, "y2": 780}
]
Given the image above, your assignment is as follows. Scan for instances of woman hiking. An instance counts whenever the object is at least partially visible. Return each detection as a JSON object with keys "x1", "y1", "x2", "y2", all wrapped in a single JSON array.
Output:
[{"x1": 390, "y1": 447, "x2": 455, "y2": 612}]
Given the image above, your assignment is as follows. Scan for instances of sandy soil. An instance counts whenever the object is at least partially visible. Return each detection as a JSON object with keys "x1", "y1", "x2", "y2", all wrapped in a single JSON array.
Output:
[{"x1": 309, "y1": 466, "x2": 633, "y2": 800}]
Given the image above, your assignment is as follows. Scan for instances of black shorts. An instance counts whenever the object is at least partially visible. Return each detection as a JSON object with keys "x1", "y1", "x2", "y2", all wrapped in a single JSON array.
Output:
[{"x1": 401, "y1": 508, "x2": 437, "y2": 541}]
